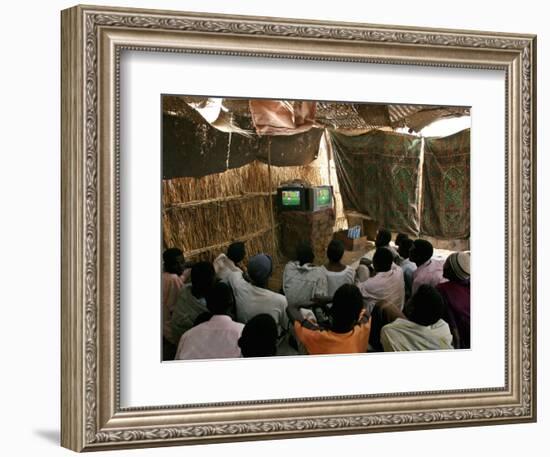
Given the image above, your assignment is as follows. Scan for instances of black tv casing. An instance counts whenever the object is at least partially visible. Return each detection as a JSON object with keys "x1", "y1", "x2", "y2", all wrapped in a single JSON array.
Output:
[{"x1": 277, "y1": 185, "x2": 333, "y2": 212}]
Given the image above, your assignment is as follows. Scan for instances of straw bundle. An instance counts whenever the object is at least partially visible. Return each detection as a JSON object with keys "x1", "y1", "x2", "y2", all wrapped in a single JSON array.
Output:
[
  {"x1": 163, "y1": 195, "x2": 272, "y2": 249},
  {"x1": 163, "y1": 162, "x2": 271, "y2": 205}
]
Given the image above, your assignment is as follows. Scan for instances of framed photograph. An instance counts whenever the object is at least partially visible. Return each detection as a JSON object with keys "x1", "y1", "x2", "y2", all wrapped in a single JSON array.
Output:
[{"x1": 61, "y1": 4, "x2": 537, "y2": 452}]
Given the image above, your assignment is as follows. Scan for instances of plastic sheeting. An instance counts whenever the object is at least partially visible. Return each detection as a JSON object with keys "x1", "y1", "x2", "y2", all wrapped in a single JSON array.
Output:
[
  {"x1": 162, "y1": 111, "x2": 323, "y2": 179},
  {"x1": 329, "y1": 130, "x2": 423, "y2": 235}
]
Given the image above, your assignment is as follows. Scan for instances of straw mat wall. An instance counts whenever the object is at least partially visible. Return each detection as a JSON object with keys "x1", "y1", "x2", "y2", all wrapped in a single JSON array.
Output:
[{"x1": 162, "y1": 159, "x2": 325, "y2": 264}]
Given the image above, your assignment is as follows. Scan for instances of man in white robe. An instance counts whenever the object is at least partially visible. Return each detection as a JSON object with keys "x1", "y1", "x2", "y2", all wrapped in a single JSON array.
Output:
[
  {"x1": 227, "y1": 254, "x2": 288, "y2": 335},
  {"x1": 357, "y1": 247, "x2": 405, "y2": 314},
  {"x1": 213, "y1": 241, "x2": 246, "y2": 282},
  {"x1": 381, "y1": 284, "x2": 453, "y2": 351}
]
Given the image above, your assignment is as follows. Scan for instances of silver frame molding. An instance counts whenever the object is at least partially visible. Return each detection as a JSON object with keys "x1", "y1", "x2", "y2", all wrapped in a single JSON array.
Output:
[{"x1": 61, "y1": 4, "x2": 537, "y2": 452}]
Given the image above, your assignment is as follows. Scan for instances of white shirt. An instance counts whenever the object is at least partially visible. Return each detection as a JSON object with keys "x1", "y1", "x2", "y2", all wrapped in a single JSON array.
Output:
[
  {"x1": 357, "y1": 263, "x2": 405, "y2": 313},
  {"x1": 321, "y1": 265, "x2": 356, "y2": 298},
  {"x1": 283, "y1": 261, "x2": 328, "y2": 307},
  {"x1": 227, "y1": 271, "x2": 289, "y2": 333},
  {"x1": 411, "y1": 258, "x2": 445, "y2": 296},
  {"x1": 400, "y1": 258, "x2": 417, "y2": 297},
  {"x1": 175, "y1": 315, "x2": 244, "y2": 360},
  {"x1": 213, "y1": 253, "x2": 242, "y2": 282},
  {"x1": 380, "y1": 318, "x2": 453, "y2": 352}
]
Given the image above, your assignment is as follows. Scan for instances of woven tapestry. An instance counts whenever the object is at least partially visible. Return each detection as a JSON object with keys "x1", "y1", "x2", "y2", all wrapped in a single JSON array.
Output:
[
  {"x1": 330, "y1": 130, "x2": 422, "y2": 235},
  {"x1": 421, "y1": 129, "x2": 470, "y2": 239}
]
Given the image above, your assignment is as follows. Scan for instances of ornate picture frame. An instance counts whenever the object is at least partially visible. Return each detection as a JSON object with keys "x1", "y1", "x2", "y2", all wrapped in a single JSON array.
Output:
[{"x1": 61, "y1": 4, "x2": 536, "y2": 452}]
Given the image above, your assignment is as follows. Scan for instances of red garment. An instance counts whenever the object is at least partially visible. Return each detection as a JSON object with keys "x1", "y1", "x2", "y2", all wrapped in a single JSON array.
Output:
[{"x1": 437, "y1": 280, "x2": 470, "y2": 349}]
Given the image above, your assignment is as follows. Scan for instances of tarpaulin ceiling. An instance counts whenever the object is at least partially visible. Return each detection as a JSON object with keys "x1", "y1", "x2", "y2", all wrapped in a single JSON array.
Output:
[
  {"x1": 162, "y1": 95, "x2": 470, "y2": 182},
  {"x1": 162, "y1": 102, "x2": 323, "y2": 179},
  {"x1": 163, "y1": 95, "x2": 470, "y2": 133}
]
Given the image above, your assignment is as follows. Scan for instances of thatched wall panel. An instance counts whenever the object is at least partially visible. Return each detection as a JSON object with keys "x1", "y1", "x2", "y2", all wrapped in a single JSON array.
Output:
[
  {"x1": 163, "y1": 157, "x2": 326, "y2": 263},
  {"x1": 163, "y1": 196, "x2": 272, "y2": 251}
]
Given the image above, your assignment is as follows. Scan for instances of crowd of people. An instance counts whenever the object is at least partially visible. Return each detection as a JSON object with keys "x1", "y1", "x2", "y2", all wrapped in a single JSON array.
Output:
[{"x1": 162, "y1": 229, "x2": 471, "y2": 361}]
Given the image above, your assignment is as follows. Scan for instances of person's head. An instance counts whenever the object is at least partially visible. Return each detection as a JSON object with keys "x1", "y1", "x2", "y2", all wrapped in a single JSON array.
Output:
[
  {"x1": 395, "y1": 233, "x2": 409, "y2": 248},
  {"x1": 327, "y1": 239, "x2": 345, "y2": 263},
  {"x1": 206, "y1": 281, "x2": 234, "y2": 315},
  {"x1": 409, "y1": 239, "x2": 434, "y2": 267},
  {"x1": 163, "y1": 248, "x2": 185, "y2": 275},
  {"x1": 330, "y1": 284, "x2": 364, "y2": 333},
  {"x1": 247, "y1": 254, "x2": 273, "y2": 287},
  {"x1": 190, "y1": 261, "x2": 216, "y2": 297},
  {"x1": 238, "y1": 314, "x2": 278, "y2": 357},
  {"x1": 443, "y1": 251, "x2": 471, "y2": 282},
  {"x1": 372, "y1": 247, "x2": 394, "y2": 273},
  {"x1": 296, "y1": 242, "x2": 314, "y2": 266},
  {"x1": 227, "y1": 241, "x2": 246, "y2": 265},
  {"x1": 375, "y1": 228, "x2": 392, "y2": 248},
  {"x1": 398, "y1": 237, "x2": 414, "y2": 260},
  {"x1": 406, "y1": 285, "x2": 444, "y2": 326}
]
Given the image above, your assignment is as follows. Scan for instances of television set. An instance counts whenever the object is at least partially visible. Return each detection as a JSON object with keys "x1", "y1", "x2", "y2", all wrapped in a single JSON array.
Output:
[
  {"x1": 277, "y1": 186, "x2": 308, "y2": 211},
  {"x1": 309, "y1": 185, "x2": 333, "y2": 211}
]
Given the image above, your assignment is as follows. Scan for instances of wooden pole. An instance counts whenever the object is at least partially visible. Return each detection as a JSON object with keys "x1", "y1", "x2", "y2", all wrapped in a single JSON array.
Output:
[{"x1": 267, "y1": 138, "x2": 277, "y2": 259}]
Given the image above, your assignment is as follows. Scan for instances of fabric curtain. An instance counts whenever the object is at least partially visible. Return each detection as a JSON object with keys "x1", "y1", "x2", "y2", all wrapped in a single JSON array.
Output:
[
  {"x1": 330, "y1": 130, "x2": 422, "y2": 235},
  {"x1": 421, "y1": 129, "x2": 470, "y2": 239}
]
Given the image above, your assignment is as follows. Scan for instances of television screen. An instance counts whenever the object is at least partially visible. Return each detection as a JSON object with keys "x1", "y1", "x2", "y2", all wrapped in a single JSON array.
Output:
[
  {"x1": 315, "y1": 187, "x2": 331, "y2": 206},
  {"x1": 310, "y1": 186, "x2": 333, "y2": 211},
  {"x1": 281, "y1": 190, "x2": 302, "y2": 206}
]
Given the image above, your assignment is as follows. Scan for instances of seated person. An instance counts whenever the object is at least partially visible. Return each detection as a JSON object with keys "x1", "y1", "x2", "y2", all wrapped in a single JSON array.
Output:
[
  {"x1": 357, "y1": 247, "x2": 405, "y2": 314},
  {"x1": 227, "y1": 254, "x2": 288, "y2": 335},
  {"x1": 367, "y1": 299, "x2": 407, "y2": 352},
  {"x1": 283, "y1": 242, "x2": 328, "y2": 308},
  {"x1": 393, "y1": 233, "x2": 409, "y2": 265},
  {"x1": 355, "y1": 262, "x2": 371, "y2": 282},
  {"x1": 320, "y1": 240, "x2": 356, "y2": 298},
  {"x1": 395, "y1": 233, "x2": 409, "y2": 249},
  {"x1": 362, "y1": 228, "x2": 399, "y2": 262},
  {"x1": 238, "y1": 314, "x2": 279, "y2": 358},
  {"x1": 380, "y1": 285, "x2": 453, "y2": 351},
  {"x1": 170, "y1": 261, "x2": 216, "y2": 346},
  {"x1": 398, "y1": 237, "x2": 417, "y2": 299},
  {"x1": 409, "y1": 239, "x2": 445, "y2": 295},
  {"x1": 213, "y1": 241, "x2": 246, "y2": 282},
  {"x1": 175, "y1": 282, "x2": 244, "y2": 360},
  {"x1": 162, "y1": 248, "x2": 187, "y2": 359},
  {"x1": 437, "y1": 251, "x2": 471, "y2": 349},
  {"x1": 290, "y1": 284, "x2": 371, "y2": 355}
]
